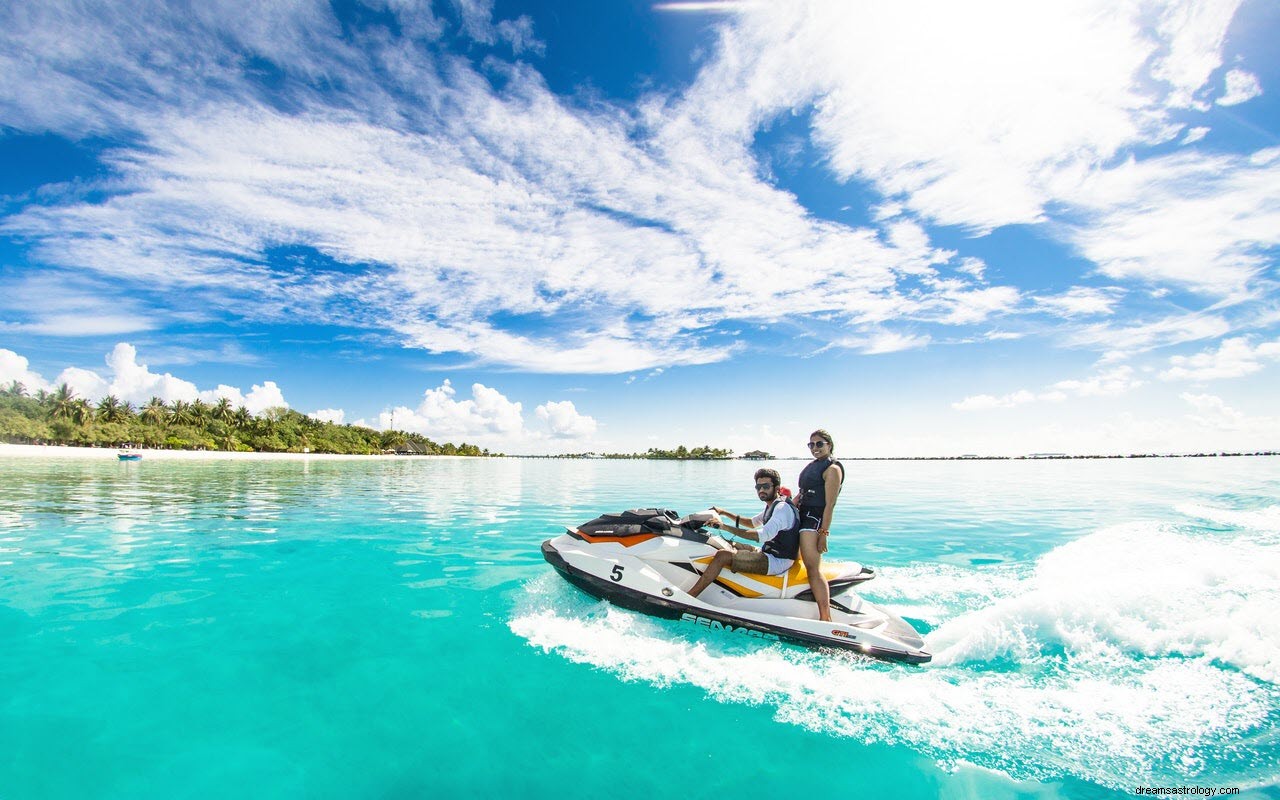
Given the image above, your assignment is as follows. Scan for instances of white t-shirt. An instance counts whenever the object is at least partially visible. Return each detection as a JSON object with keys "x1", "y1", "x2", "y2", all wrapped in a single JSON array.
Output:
[{"x1": 750, "y1": 500, "x2": 798, "y2": 576}]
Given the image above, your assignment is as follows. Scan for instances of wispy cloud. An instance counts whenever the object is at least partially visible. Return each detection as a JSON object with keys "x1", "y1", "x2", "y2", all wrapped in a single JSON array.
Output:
[
  {"x1": 1032, "y1": 287, "x2": 1124, "y2": 317},
  {"x1": 0, "y1": 0, "x2": 1270, "y2": 377},
  {"x1": 953, "y1": 365, "x2": 1142, "y2": 411}
]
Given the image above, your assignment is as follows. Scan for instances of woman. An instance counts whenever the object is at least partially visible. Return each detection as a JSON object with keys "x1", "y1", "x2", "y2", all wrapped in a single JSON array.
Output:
[{"x1": 796, "y1": 429, "x2": 843, "y2": 622}]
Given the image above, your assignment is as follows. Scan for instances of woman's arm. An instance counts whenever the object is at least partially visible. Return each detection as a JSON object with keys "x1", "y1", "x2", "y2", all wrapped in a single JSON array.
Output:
[{"x1": 819, "y1": 464, "x2": 843, "y2": 540}]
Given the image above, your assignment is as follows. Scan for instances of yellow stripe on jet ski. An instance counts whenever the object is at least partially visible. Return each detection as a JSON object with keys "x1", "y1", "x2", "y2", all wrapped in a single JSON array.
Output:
[
  {"x1": 712, "y1": 576, "x2": 764, "y2": 598},
  {"x1": 696, "y1": 555, "x2": 849, "y2": 595}
]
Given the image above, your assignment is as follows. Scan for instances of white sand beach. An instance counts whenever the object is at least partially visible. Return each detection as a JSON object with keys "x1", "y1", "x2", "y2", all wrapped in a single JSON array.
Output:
[{"x1": 0, "y1": 443, "x2": 420, "y2": 462}]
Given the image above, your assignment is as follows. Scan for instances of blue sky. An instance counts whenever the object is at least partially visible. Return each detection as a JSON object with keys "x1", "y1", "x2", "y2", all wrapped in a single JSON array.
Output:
[{"x1": 1, "y1": 0, "x2": 1278, "y2": 457}]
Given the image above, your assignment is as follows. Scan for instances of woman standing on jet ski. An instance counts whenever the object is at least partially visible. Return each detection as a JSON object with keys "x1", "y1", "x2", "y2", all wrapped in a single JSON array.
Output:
[{"x1": 797, "y1": 429, "x2": 844, "y2": 622}]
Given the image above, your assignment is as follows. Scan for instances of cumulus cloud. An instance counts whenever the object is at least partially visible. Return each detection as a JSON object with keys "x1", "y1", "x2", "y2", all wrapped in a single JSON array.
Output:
[
  {"x1": 536, "y1": 400, "x2": 598, "y2": 439},
  {"x1": 378, "y1": 379, "x2": 523, "y2": 440},
  {"x1": 1217, "y1": 69, "x2": 1262, "y2": 106},
  {"x1": 0, "y1": 349, "x2": 53, "y2": 394},
  {"x1": 310, "y1": 408, "x2": 345, "y2": 424},
  {"x1": 0, "y1": 343, "x2": 290, "y2": 409},
  {"x1": 1161, "y1": 336, "x2": 1280, "y2": 381},
  {"x1": 199, "y1": 381, "x2": 290, "y2": 414}
]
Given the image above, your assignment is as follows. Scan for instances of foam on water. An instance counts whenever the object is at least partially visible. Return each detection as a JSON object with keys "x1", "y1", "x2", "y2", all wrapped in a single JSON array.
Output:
[{"x1": 511, "y1": 517, "x2": 1280, "y2": 790}]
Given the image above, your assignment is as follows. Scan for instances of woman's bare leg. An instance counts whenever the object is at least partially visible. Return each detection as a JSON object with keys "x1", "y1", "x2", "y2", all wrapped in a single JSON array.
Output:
[{"x1": 799, "y1": 529, "x2": 831, "y2": 621}]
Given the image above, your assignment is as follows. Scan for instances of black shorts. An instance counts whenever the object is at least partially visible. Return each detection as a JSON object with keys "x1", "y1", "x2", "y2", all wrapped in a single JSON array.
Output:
[{"x1": 798, "y1": 508, "x2": 824, "y2": 531}]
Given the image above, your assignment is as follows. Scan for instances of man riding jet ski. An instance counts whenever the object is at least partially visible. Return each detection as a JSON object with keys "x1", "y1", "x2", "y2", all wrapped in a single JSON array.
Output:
[{"x1": 540, "y1": 476, "x2": 931, "y2": 664}]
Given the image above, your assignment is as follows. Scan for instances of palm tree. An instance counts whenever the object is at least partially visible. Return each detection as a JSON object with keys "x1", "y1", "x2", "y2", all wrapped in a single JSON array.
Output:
[
  {"x1": 120, "y1": 400, "x2": 136, "y2": 420},
  {"x1": 50, "y1": 384, "x2": 79, "y2": 421},
  {"x1": 141, "y1": 397, "x2": 167, "y2": 427},
  {"x1": 71, "y1": 398, "x2": 93, "y2": 426},
  {"x1": 168, "y1": 400, "x2": 195, "y2": 427},
  {"x1": 190, "y1": 399, "x2": 211, "y2": 424},
  {"x1": 97, "y1": 395, "x2": 125, "y2": 423},
  {"x1": 232, "y1": 405, "x2": 252, "y2": 429},
  {"x1": 212, "y1": 397, "x2": 234, "y2": 425},
  {"x1": 3, "y1": 380, "x2": 26, "y2": 397}
]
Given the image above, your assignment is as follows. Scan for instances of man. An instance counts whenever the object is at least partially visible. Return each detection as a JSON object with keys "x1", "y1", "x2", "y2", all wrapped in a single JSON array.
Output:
[{"x1": 687, "y1": 468, "x2": 801, "y2": 598}]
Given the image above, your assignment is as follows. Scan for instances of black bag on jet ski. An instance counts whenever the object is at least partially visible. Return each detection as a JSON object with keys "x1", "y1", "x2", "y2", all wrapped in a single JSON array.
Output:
[{"x1": 578, "y1": 508, "x2": 678, "y2": 536}]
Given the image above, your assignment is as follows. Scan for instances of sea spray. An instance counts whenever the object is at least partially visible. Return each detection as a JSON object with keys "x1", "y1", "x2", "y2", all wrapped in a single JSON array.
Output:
[{"x1": 512, "y1": 517, "x2": 1280, "y2": 789}]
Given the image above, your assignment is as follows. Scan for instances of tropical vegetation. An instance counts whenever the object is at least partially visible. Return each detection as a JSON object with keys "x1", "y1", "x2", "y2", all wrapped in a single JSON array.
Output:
[{"x1": 0, "y1": 381, "x2": 496, "y2": 456}]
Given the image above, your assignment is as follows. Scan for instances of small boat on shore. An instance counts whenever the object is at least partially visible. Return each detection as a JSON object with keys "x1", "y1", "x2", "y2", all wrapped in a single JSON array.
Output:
[{"x1": 117, "y1": 451, "x2": 143, "y2": 461}]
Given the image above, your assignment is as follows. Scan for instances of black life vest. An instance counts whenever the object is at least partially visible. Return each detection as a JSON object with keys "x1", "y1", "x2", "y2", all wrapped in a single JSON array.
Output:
[
  {"x1": 797, "y1": 457, "x2": 844, "y2": 510},
  {"x1": 759, "y1": 497, "x2": 802, "y2": 561}
]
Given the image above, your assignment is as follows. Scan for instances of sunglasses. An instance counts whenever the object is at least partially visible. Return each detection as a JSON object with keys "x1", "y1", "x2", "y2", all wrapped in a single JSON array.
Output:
[
  {"x1": 807, "y1": 440, "x2": 828, "y2": 449},
  {"x1": 754, "y1": 482, "x2": 775, "y2": 490}
]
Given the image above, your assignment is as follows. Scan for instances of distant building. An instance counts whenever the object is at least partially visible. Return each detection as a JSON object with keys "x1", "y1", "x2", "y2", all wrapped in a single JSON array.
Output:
[{"x1": 742, "y1": 450, "x2": 771, "y2": 460}]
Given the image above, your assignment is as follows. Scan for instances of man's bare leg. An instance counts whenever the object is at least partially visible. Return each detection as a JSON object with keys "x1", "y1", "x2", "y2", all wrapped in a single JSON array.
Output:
[{"x1": 688, "y1": 549, "x2": 735, "y2": 598}]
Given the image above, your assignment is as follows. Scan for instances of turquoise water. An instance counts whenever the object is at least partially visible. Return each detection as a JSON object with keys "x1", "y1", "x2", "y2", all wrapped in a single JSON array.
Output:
[{"x1": 2, "y1": 456, "x2": 1278, "y2": 799}]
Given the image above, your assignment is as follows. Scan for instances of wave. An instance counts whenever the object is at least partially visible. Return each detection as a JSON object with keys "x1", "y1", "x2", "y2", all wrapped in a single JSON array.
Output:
[
  {"x1": 929, "y1": 521, "x2": 1280, "y2": 685},
  {"x1": 510, "y1": 518, "x2": 1280, "y2": 789}
]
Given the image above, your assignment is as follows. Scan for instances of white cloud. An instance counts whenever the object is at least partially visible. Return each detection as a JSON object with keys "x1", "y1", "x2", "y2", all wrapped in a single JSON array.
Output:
[
  {"x1": 536, "y1": 400, "x2": 598, "y2": 439},
  {"x1": 0, "y1": 343, "x2": 290, "y2": 410},
  {"x1": 243, "y1": 382, "x2": 288, "y2": 414},
  {"x1": 1161, "y1": 336, "x2": 1280, "y2": 381},
  {"x1": 837, "y1": 330, "x2": 931, "y2": 355},
  {"x1": 676, "y1": 1, "x2": 1242, "y2": 231},
  {"x1": 1217, "y1": 69, "x2": 1262, "y2": 106},
  {"x1": 1051, "y1": 365, "x2": 1143, "y2": 397},
  {"x1": 1180, "y1": 126, "x2": 1210, "y2": 145},
  {"x1": 1069, "y1": 312, "x2": 1231, "y2": 352},
  {"x1": 0, "y1": 0, "x2": 1034, "y2": 375},
  {"x1": 310, "y1": 408, "x2": 345, "y2": 424},
  {"x1": 1033, "y1": 287, "x2": 1123, "y2": 317},
  {"x1": 1062, "y1": 148, "x2": 1280, "y2": 296},
  {"x1": 952, "y1": 390, "x2": 1039, "y2": 411},
  {"x1": 0, "y1": 0, "x2": 1271, "y2": 382},
  {"x1": 0, "y1": 349, "x2": 52, "y2": 394},
  {"x1": 379, "y1": 379, "x2": 523, "y2": 440},
  {"x1": 85, "y1": 343, "x2": 201, "y2": 404},
  {"x1": 954, "y1": 365, "x2": 1142, "y2": 411},
  {"x1": 1180, "y1": 392, "x2": 1274, "y2": 433}
]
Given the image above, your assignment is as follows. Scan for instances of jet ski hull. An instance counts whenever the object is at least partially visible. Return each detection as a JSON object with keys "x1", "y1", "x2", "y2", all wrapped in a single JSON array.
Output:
[{"x1": 542, "y1": 537, "x2": 931, "y2": 664}]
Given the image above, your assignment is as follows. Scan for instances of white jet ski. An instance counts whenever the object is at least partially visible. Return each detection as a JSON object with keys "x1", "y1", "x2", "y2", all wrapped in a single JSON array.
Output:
[{"x1": 541, "y1": 507, "x2": 931, "y2": 664}]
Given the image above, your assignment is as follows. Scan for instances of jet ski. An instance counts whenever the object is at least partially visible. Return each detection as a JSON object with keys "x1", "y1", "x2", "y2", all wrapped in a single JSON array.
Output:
[{"x1": 541, "y1": 507, "x2": 931, "y2": 664}]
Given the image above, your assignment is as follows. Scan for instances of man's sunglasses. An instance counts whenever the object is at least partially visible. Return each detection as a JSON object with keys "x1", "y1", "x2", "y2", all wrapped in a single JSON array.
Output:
[{"x1": 754, "y1": 482, "x2": 775, "y2": 490}]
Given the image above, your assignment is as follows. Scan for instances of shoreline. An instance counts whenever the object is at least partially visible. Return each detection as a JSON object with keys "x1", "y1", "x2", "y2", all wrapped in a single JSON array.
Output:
[
  {"x1": 4, "y1": 442, "x2": 1277, "y2": 463},
  {"x1": 0, "y1": 443, "x2": 447, "y2": 462}
]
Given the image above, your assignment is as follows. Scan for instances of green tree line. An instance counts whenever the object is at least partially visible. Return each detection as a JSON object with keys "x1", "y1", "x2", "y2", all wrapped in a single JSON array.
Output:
[
  {"x1": 0, "y1": 381, "x2": 497, "y2": 456},
  {"x1": 592, "y1": 444, "x2": 733, "y2": 460}
]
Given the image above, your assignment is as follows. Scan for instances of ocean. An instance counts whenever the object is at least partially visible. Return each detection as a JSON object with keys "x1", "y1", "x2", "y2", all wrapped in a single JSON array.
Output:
[{"x1": 1, "y1": 455, "x2": 1277, "y2": 799}]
